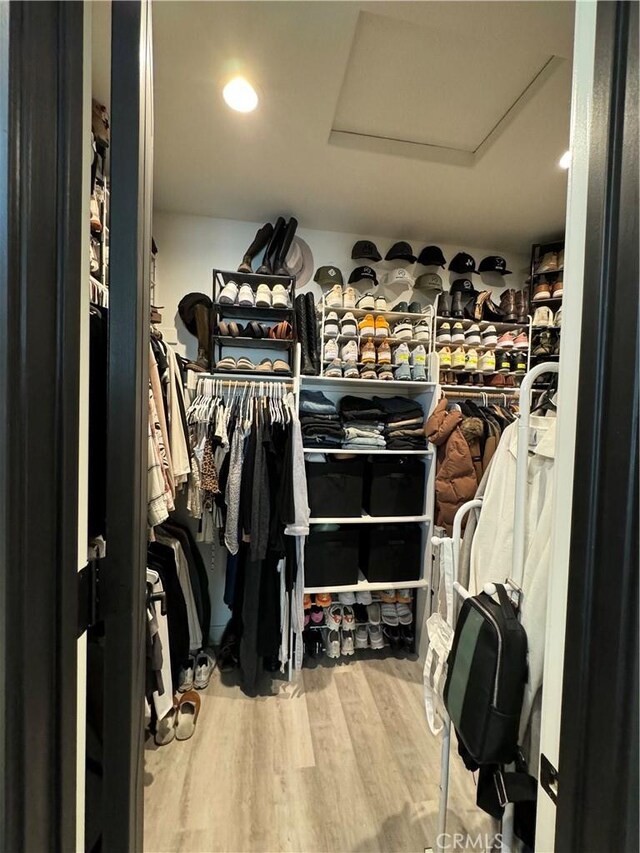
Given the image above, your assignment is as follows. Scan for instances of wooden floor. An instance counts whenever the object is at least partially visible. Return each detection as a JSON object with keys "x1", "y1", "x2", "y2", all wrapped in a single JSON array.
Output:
[{"x1": 144, "y1": 656, "x2": 491, "y2": 853}]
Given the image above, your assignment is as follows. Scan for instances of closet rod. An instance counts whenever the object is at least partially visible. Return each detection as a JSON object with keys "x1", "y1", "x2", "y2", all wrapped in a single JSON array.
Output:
[{"x1": 196, "y1": 377, "x2": 294, "y2": 389}]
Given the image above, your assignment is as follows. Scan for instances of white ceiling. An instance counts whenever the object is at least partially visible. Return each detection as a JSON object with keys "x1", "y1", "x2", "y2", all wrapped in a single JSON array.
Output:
[{"x1": 152, "y1": 1, "x2": 575, "y2": 252}]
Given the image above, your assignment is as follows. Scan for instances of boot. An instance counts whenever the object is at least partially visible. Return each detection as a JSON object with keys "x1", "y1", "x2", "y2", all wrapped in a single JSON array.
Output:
[
  {"x1": 295, "y1": 294, "x2": 315, "y2": 375},
  {"x1": 305, "y1": 291, "x2": 320, "y2": 374},
  {"x1": 273, "y1": 217, "x2": 298, "y2": 276},
  {"x1": 500, "y1": 289, "x2": 517, "y2": 322},
  {"x1": 515, "y1": 288, "x2": 529, "y2": 324},
  {"x1": 193, "y1": 303, "x2": 212, "y2": 370},
  {"x1": 451, "y1": 292, "x2": 464, "y2": 318},
  {"x1": 237, "y1": 222, "x2": 273, "y2": 273},
  {"x1": 257, "y1": 216, "x2": 286, "y2": 275},
  {"x1": 439, "y1": 293, "x2": 452, "y2": 317}
]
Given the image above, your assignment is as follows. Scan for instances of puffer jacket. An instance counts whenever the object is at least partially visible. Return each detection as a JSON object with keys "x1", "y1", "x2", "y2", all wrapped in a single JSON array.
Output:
[{"x1": 425, "y1": 399, "x2": 479, "y2": 534}]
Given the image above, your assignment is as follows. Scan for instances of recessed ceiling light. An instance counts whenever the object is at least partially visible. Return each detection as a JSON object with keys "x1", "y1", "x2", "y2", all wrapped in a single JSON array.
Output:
[
  {"x1": 222, "y1": 76, "x2": 258, "y2": 113},
  {"x1": 559, "y1": 150, "x2": 571, "y2": 170}
]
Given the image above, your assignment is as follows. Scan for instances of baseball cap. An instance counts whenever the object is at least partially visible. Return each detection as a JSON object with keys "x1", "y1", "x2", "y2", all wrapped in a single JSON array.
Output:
[
  {"x1": 450, "y1": 278, "x2": 478, "y2": 296},
  {"x1": 478, "y1": 255, "x2": 512, "y2": 275},
  {"x1": 383, "y1": 268, "x2": 415, "y2": 288},
  {"x1": 313, "y1": 265, "x2": 344, "y2": 287},
  {"x1": 351, "y1": 240, "x2": 382, "y2": 262},
  {"x1": 415, "y1": 272, "x2": 443, "y2": 292},
  {"x1": 385, "y1": 241, "x2": 416, "y2": 263},
  {"x1": 417, "y1": 245, "x2": 447, "y2": 267},
  {"x1": 449, "y1": 252, "x2": 476, "y2": 274},
  {"x1": 348, "y1": 265, "x2": 378, "y2": 285}
]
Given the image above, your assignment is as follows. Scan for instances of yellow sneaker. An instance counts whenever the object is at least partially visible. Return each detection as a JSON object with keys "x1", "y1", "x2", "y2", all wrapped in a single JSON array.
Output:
[
  {"x1": 451, "y1": 347, "x2": 466, "y2": 370},
  {"x1": 439, "y1": 346, "x2": 452, "y2": 368}
]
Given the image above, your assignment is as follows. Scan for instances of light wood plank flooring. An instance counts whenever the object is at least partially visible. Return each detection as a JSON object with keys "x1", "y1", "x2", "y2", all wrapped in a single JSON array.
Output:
[{"x1": 144, "y1": 656, "x2": 491, "y2": 853}]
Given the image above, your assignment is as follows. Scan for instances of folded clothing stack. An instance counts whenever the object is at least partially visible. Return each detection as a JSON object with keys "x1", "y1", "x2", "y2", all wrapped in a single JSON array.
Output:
[
  {"x1": 300, "y1": 390, "x2": 343, "y2": 448},
  {"x1": 339, "y1": 396, "x2": 386, "y2": 449},
  {"x1": 373, "y1": 395, "x2": 427, "y2": 450}
]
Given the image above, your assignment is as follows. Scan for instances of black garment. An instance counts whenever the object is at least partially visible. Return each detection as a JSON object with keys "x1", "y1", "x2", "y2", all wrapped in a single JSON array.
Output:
[
  {"x1": 88, "y1": 306, "x2": 108, "y2": 538},
  {"x1": 147, "y1": 542, "x2": 190, "y2": 683},
  {"x1": 373, "y1": 395, "x2": 425, "y2": 421},
  {"x1": 160, "y1": 520, "x2": 211, "y2": 644},
  {"x1": 339, "y1": 395, "x2": 385, "y2": 421}
]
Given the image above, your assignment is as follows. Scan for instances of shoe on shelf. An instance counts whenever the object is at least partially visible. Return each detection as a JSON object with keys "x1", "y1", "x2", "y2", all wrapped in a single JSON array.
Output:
[
  {"x1": 394, "y1": 362, "x2": 411, "y2": 380},
  {"x1": 436, "y1": 322, "x2": 452, "y2": 344},
  {"x1": 90, "y1": 195, "x2": 102, "y2": 232},
  {"x1": 399, "y1": 624, "x2": 414, "y2": 650},
  {"x1": 326, "y1": 629, "x2": 341, "y2": 659},
  {"x1": 324, "y1": 311, "x2": 339, "y2": 337},
  {"x1": 557, "y1": 249, "x2": 564, "y2": 269},
  {"x1": 496, "y1": 330, "x2": 516, "y2": 349},
  {"x1": 338, "y1": 591, "x2": 356, "y2": 605},
  {"x1": 553, "y1": 333, "x2": 561, "y2": 356},
  {"x1": 411, "y1": 364, "x2": 427, "y2": 381},
  {"x1": 515, "y1": 289, "x2": 529, "y2": 324},
  {"x1": 342, "y1": 605, "x2": 356, "y2": 631},
  {"x1": 194, "y1": 652, "x2": 214, "y2": 690},
  {"x1": 533, "y1": 306, "x2": 554, "y2": 327},
  {"x1": 479, "y1": 350, "x2": 496, "y2": 373},
  {"x1": 178, "y1": 656, "x2": 195, "y2": 692},
  {"x1": 451, "y1": 322, "x2": 465, "y2": 343},
  {"x1": 303, "y1": 593, "x2": 312, "y2": 609},
  {"x1": 219, "y1": 280, "x2": 239, "y2": 305},
  {"x1": 451, "y1": 347, "x2": 466, "y2": 370},
  {"x1": 374, "y1": 294, "x2": 388, "y2": 310},
  {"x1": 377, "y1": 363, "x2": 394, "y2": 381},
  {"x1": 316, "y1": 593, "x2": 332, "y2": 607},
  {"x1": 360, "y1": 364, "x2": 377, "y2": 380},
  {"x1": 392, "y1": 300, "x2": 409, "y2": 313},
  {"x1": 411, "y1": 344, "x2": 427, "y2": 366},
  {"x1": 356, "y1": 590, "x2": 373, "y2": 605},
  {"x1": 414, "y1": 319, "x2": 430, "y2": 341},
  {"x1": 381, "y1": 602, "x2": 399, "y2": 625},
  {"x1": 238, "y1": 284, "x2": 255, "y2": 306},
  {"x1": 488, "y1": 372, "x2": 506, "y2": 387},
  {"x1": 396, "y1": 603, "x2": 413, "y2": 625},
  {"x1": 554, "y1": 307, "x2": 562, "y2": 326},
  {"x1": 256, "y1": 283, "x2": 272, "y2": 307},
  {"x1": 361, "y1": 339, "x2": 376, "y2": 363},
  {"x1": 394, "y1": 342, "x2": 410, "y2": 364},
  {"x1": 451, "y1": 292, "x2": 464, "y2": 319},
  {"x1": 216, "y1": 356, "x2": 238, "y2": 371},
  {"x1": 90, "y1": 238, "x2": 100, "y2": 274},
  {"x1": 272, "y1": 284, "x2": 290, "y2": 308},
  {"x1": 341, "y1": 630, "x2": 355, "y2": 656},
  {"x1": 465, "y1": 348, "x2": 478, "y2": 372},
  {"x1": 355, "y1": 625, "x2": 369, "y2": 650},
  {"x1": 500, "y1": 289, "x2": 517, "y2": 322},
  {"x1": 533, "y1": 330, "x2": 554, "y2": 357},
  {"x1": 344, "y1": 361, "x2": 359, "y2": 378},
  {"x1": 408, "y1": 301, "x2": 423, "y2": 314},
  {"x1": 377, "y1": 340, "x2": 392, "y2": 364},
  {"x1": 439, "y1": 346, "x2": 452, "y2": 369},
  {"x1": 343, "y1": 287, "x2": 357, "y2": 309},
  {"x1": 393, "y1": 319, "x2": 413, "y2": 340},
  {"x1": 396, "y1": 589, "x2": 412, "y2": 604},
  {"x1": 513, "y1": 352, "x2": 528, "y2": 375},
  {"x1": 438, "y1": 293, "x2": 452, "y2": 318},
  {"x1": 481, "y1": 324, "x2": 498, "y2": 347},
  {"x1": 358, "y1": 313, "x2": 375, "y2": 337},
  {"x1": 533, "y1": 281, "x2": 552, "y2": 301},
  {"x1": 367, "y1": 602, "x2": 381, "y2": 623},
  {"x1": 375, "y1": 316, "x2": 390, "y2": 338},
  {"x1": 535, "y1": 251, "x2": 559, "y2": 274},
  {"x1": 325, "y1": 358, "x2": 342, "y2": 377},
  {"x1": 368, "y1": 624, "x2": 385, "y2": 650},
  {"x1": 340, "y1": 339, "x2": 358, "y2": 363},
  {"x1": 326, "y1": 603, "x2": 343, "y2": 630},
  {"x1": 497, "y1": 351, "x2": 513, "y2": 374},
  {"x1": 324, "y1": 338, "x2": 339, "y2": 361},
  {"x1": 326, "y1": 285, "x2": 343, "y2": 308},
  {"x1": 513, "y1": 329, "x2": 529, "y2": 349},
  {"x1": 380, "y1": 589, "x2": 396, "y2": 603},
  {"x1": 356, "y1": 292, "x2": 375, "y2": 310},
  {"x1": 465, "y1": 323, "x2": 481, "y2": 345},
  {"x1": 341, "y1": 312, "x2": 358, "y2": 336},
  {"x1": 552, "y1": 278, "x2": 563, "y2": 298}
]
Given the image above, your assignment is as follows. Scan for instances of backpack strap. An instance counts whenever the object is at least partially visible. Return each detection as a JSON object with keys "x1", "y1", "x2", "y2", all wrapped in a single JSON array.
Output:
[{"x1": 494, "y1": 583, "x2": 520, "y2": 628}]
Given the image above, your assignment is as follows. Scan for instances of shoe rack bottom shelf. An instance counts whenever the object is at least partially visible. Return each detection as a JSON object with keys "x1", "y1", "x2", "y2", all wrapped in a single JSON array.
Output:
[{"x1": 304, "y1": 577, "x2": 429, "y2": 595}]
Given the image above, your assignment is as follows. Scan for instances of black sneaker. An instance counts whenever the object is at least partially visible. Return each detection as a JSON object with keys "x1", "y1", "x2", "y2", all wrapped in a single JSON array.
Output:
[
  {"x1": 399, "y1": 624, "x2": 414, "y2": 651},
  {"x1": 513, "y1": 351, "x2": 528, "y2": 375},
  {"x1": 497, "y1": 350, "x2": 513, "y2": 374},
  {"x1": 382, "y1": 624, "x2": 402, "y2": 651},
  {"x1": 408, "y1": 301, "x2": 423, "y2": 314}
]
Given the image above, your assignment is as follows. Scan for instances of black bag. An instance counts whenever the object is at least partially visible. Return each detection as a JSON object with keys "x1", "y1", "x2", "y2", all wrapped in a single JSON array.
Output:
[{"x1": 444, "y1": 584, "x2": 528, "y2": 765}]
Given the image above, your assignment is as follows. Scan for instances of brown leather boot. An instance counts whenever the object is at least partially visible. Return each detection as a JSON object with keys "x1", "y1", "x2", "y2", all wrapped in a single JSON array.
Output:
[
  {"x1": 500, "y1": 288, "x2": 517, "y2": 321},
  {"x1": 515, "y1": 288, "x2": 529, "y2": 323},
  {"x1": 193, "y1": 303, "x2": 212, "y2": 370}
]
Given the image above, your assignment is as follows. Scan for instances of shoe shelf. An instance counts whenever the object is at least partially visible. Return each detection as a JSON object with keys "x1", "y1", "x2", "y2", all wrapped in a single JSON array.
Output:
[
  {"x1": 440, "y1": 384, "x2": 520, "y2": 394},
  {"x1": 532, "y1": 268, "x2": 564, "y2": 278},
  {"x1": 323, "y1": 333, "x2": 430, "y2": 347},
  {"x1": 304, "y1": 573, "x2": 430, "y2": 595},
  {"x1": 212, "y1": 335, "x2": 293, "y2": 350},
  {"x1": 321, "y1": 305, "x2": 434, "y2": 322},
  {"x1": 530, "y1": 352, "x2": 560, "y2": 359},
  {"x1": 309, "y1": 512, "x2": 430, "y2": 525},
  {"x1": 436, "y1": 316, "x2": 529, "y2": 332},
  {"x1": 532, "y1": 324, "x2": 561, "y2": 331},
  {"x1": 530, "y1": 297, "x2": 563, "y2": 304},
  {"x1": 303, "y1": 447, "x2": 432, "y2": 455},
  {"x1": 435, "y1": 341, "x2": 529, "y2": 352},
  {"x1": 204, "y1": 368, "x2": 293, "y2": 381},
  {"x1": 213, "y1": 301, "x2": 294, "y2": 321},
  {"x1": 302, "y1": 375, "x2": 436, "y2": 391},
  {"x1": 214, "y1": 269, "x2": 294, "y2": 287}
]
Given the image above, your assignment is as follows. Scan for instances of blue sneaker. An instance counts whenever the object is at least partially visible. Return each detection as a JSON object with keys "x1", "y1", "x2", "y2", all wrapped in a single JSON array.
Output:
[
  {"x1": 411, "y1": 364, "x2": 427, "y2": 381},
  {"x1": 394, "y1": 363, "x2": 411, "y2": 381}
]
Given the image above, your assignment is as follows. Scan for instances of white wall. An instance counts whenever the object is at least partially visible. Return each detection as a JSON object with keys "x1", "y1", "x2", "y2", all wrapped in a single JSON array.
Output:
[{"x1": 152, "y1": 210, "x2": 530, "y2": 640}]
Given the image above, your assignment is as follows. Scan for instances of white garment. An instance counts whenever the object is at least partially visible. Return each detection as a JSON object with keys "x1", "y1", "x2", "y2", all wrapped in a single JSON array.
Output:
[
  {"x1": 165, "y1": 345, "x2": 191, "y2": 483},
  {"x1": 470, "y1": 415, "x2": 556, "y2": 747},
  {"x1": 423, "y1": 533, "x2": 455, "y2": 735},
  {"x1": 149, "y1": 573, "x2": 174, "y2": 719}
]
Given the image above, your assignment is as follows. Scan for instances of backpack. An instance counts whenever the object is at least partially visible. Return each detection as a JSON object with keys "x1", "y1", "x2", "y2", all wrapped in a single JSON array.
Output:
[{"x1": 443, "y1": 583, "x2": 527, "y2": 765}]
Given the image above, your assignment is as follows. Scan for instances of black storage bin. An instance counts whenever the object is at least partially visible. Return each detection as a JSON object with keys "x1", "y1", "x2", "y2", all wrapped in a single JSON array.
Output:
[
  {"x1": 361, "y1": 523, "x2": 422, "y2": 583},
  {"x1": 305, "y1": 526, "x2": 360, "y2": 587},
  {"x1": 305, "y1": 459, "x2": 364, "y2": 518},
  {"x1": 364, "y1": 458, "x2": 425, "y2": 517}
]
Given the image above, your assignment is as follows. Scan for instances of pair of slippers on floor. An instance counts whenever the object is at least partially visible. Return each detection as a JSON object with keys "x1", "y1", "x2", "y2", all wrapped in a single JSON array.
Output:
[{"x1": 154, "y1": 690, "x2": 201, "y2": 745}]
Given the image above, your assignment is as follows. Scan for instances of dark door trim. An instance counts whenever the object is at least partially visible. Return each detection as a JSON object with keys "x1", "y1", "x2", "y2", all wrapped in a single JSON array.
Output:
[
  {"x1": 0, "y1": 2, "x2": 84, "y2": 849},
  {"x1": 556, "y1": 2, "x2": 638, "y2": 850}
]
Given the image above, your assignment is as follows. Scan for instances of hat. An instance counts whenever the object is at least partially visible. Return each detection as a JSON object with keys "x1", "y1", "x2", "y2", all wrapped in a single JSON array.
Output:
[
  {"x1": 385, "y1": 241, "x2": 416, "y2": 263},
  {"x1": 178, "y1": 292, "x2": 213, "y2": 336},
  {"x1": 449, "y1": 252, "x2": 476, "y2": 274},
  {"x1": 348, "y1": 265, "x2": 378, "y2": 285},
  {"x1": 286, "y1": 236, "x2": 314, "y2": 286},
  {"x1": 415, "y1": 272, "x2": 443, "y2": 292},
  {"x1": 351, "y1": 240, "x2": 382, "y2": 262},
  {"x1": 314, "y1": 265, "x2": 344, "y2": 287},
  {"x1": 417, "y1": 245, "x2": 447, "y2": 267},
  {"x1": 450, "y1": 278, "x2": 478, "y2": 296},
  {"x1": 384, "y1": 268, "x2": 415, "y2": 288},
  {"x1": 478, "y1": 255, "x2": 512, "y2": 275}
]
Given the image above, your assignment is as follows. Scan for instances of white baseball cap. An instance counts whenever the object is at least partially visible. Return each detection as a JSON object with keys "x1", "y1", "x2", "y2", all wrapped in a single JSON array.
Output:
[{"x1": 384, "y1": 268, "x2": 416, "y2": 287}]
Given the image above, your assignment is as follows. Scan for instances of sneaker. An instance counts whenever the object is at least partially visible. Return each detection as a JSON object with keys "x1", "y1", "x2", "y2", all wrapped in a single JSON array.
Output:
[
  {"x1": 342, "y1": 605, "x2": 356, "y2": 631},
  {"x1": 513, "y1": 330, "x2": 529, "y2": 349},
  {"x1": 391, "y1": 301, "x2": 409, "y2": 313},
  {"x1": 343, "y1": 287, "x2": 357, "y2": 309},
  {"x1": 465, "y1": 348, "x2": 478, "y2": 372},
  {"x1": 90, "y1": 195, "x2": 102, "y2": 232},
  {"x1": 535, "y1": 251, "x2": 558, "y2": 274},
  {"x1": 338, "y1": 592, "x2": 356, "y2": 605},
  {"x1": 465, "y1": 323, "x2": 481, "y2": 345},
  {"x1": 451, "y1": 322, "x2": 465, "y2": 343},
  {"x1": 393, "y1": 319, "x2": 413, "y2": 340},
  {"x1": 451, "y1": 347, "x2": 466, "y2": 370},
  {"x1": 496, "y1": 330, "x2": 516, "y2": 349},
  {"x1": 325, "y1": 629, "x2": 341, "y2": 659},
  {"x1": 361, "y1": 339, "x2": 376, "y2": 363},
  {"x1": 414, "y1": 319, "x2": 431, "y2": 341},
  {"x1": 360, "y1": 364, "x2": 377, "y2": 380},
  {"x1": 341, "y1": 630, "x2": 355, "y2": 656},
  {"x1": 513, "y1": 352, "x2": 528, "y2": 375},
  {"x1": 377, "y1": 340, "x2": 392, "y2": 364},
  {"x1": 356, "y1": 292, "x2": 375, "y2": 310},
  {"x1": 374, "y1": 294, "x2": 388, "y2": 310},
  {"x1": 394, "y1": 343, "x2": 410, "y2": 365},
  {"x1": 344, "y1": 361, "x2": 359, "y2": 378},
  {"x1": 375, "y1": 316, "x2": 390, "y2": 338},
  {"x1": 256, "y1": 283, "x2": 272, "y2": 307},
  {"x1": 219, "y1": 280, "x2": 239, "y2": 304},
  {"x1": 90, "y1": 238, "x2": 100, "y2": 274},
  {"x1": 533, "y1": 281, "x2": 552, "y2": 301},
  {"x1": 358, "y1": 313, "x2": 375, "y2": 337},
  {"x1": 356, "y1": 590, "x2": 373, "y2": 605},
  {"x1": 482, "y1": 324, "x2": 498, "y2": 347},
  {"x1": 326, "y1": 285, "x2": 343, "y2": 308},
  {"x1": 341, "y1": 312, "x2": 358, "y2": 336},
  {"x1": 554, "y1": 307, "x2": 562, "y2": 326},
  {"x1": 326, "y1": 603, "x2": 343, "y2": 630},
  {"x1": 367, "y1": 602, "x2": 381, "y2": 623},
  {"x1": 178, "y1": 656, "x2": 195, "y2": 692},
  {"x1": 533, "y1": 306, "x2": 553, "y2": 327},
  {"x1": 325, "y1": 338, "x2": 339, "y2": 360},
  {"x1": 411, "y1": 364, "x2": 427, "y2": 381},
  {"x1": 439, "y1": 346, "x2": 452, "y2": 368},
  {"x1": 479, "y1": 350, "x2": 495, "y2": 373},
  {"x1": 533, "y1": 330, "x2": 554, "y2": 357},
  {"x1": 497, "y1": 351, "x2": 513, "y2": 374},
  {"x1": 194, "y1": 652, "x2": 214, "y2": 690},
  {"x1": 272, "y1": 284, "x2": 289, "y2": 308},
  {"x1": 411, "y1": 344, "x2": 427, "y2": 366},
  {"x1": 399, "y1": 624, "x2": 414, "y2": 651},
  {"x1": 238, "y1": 283, "x2": 255, "y2": 306},
  {"x1": 394, "y1": 362, "x2": 411, "y2": 380},
  {"x1": 368, "y1": 624, "x2": 385, "y2": 650},
  {"x1": 557, "y1": 249, "x2": 564, "y2": 269},
  {"x1": 377, "y1": 364, "x2": 394, "y2": 381},
  {"x1": 341, "y1": 339, "x2": 358, "y2": 363},
  {"x1": 552, "y1": 278, "x2": 563, "y2": 298},
  {"x1": 324, "y1": 311, "x2": 339, "y2": 336},
  {"x1": 436, "y1": 322, "x2": 452, "y2": 344},
  {"x1": 354, "y1": 625, "x2": 369, "y2": 650},
  {"x1": 325, "y1": 358, "x2": 342, "y2": 377}
]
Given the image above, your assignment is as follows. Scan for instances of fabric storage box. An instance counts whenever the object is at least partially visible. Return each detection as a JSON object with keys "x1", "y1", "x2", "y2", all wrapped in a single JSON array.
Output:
[
  {"x1": 305, "y1": 526, "x2": 360, "y2": 587},
  {"x1": 364, "y1": 458, "x2": 425, "y2": 517},
  {"x1": 360, "y1": 523, "x2": 422, "y2": 583},
  {"x1": 305, "y1": 459, "x2": 365, "y2": 518}
]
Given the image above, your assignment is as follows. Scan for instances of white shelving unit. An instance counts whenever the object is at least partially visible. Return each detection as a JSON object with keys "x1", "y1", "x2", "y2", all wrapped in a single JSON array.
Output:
[
  {"x1": 309, "y1": 513, "x2": 431, "y2": 525},
  {"x1": 305, "y1": 574, "x2": 430, "y2": 595},
  {"x1": 303, "y1": 447, "x2": 433, "y2": 456},
  {"x1": 302, "y1": 374, "x2": 435, "y2": 391}
]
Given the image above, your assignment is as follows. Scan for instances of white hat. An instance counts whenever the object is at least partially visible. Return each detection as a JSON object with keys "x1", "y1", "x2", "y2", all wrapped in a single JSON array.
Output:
[
  {"x1": 384, "y1": 268, "x2": 415, "y2": 287},
  {"x1": 285, "y1": 236, "x2": 314, "y2": 287}
]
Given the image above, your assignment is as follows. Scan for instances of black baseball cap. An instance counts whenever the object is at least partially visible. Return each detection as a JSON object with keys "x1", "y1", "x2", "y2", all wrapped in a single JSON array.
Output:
[
  {"x1": 385, "y1": 241, "x2": 416, "y2": 263},
  {"x1": 313, "y1": 265, "x2": 344, "y2": 287},
  {"x1": 449, "y1": 252, "x2": 476, "y2": 273},
  {"x1": 351, "y1": 240, "x2": 381, "y2": 262},
  {"x1": 348, "y1": 266, "x2": 378, "y2": 285},
  {"x1": 417, "y1": 245, "x2": 446, "y2": 267},
  {"x1": 450, "y1": 278, "x2": 478, "y2": 296},
  {"x1": 478, "y1": 255, "x2": 512, "y2": 275}
]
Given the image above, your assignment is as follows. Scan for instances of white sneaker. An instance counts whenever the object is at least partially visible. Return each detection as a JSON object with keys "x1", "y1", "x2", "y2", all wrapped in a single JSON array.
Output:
[
  {"x1": 436, "y1": 322, "x2": 451, "y2": 343},
  {"x1": 178, "y1": 656, "x2": 195, "y2": 692},
  {"x1": 533, "y1": 306, "x2": 553, "y2": 327},
  {"x1": 368, "y1": 624, "x2": 385, "y2": 650},
  {"x1": 325, "y1": 285, "x2": 343, "y2": 308},
  {"x1": 238, "y1": 284, "x2": 255, "y2": 306},
  {"x1": 341, "y1": 312, "x2": 358, "y2": 336},
  {"x1": 324, "y1": 311, "x2": 339, "y2": 336},
  {"x1": 451, "y1": 322, "x2": 465, "y2": 343},
  {"x1": 554, "y1": 307, "x2": 562, "y2": 326},
  {"x1": 272, "y1": 283, "x2": 289, "y2": 308},
  {"x1": 374, "y1": 295, "x2": 388, "y2": 310},
  {"x1": 465, "y1": 323, "x2": 481, "y2": 345},
  {"x1": 326, "y1": 629, "x2": 341, "y2": 659},
  {"x1": 414, "y1": 319, "x2": 430, "y2": 341},
  {"x1": 340, "y1": 340, "x2": 358, "y2": 363},
  {"x1": 355, "y1": 625, "x2": 369, "y2": 649},
  {"x1": 194, "y1": 652, "x2": 214, "y2": 690},
  {"x1": 535, "y1": 251, "x2": 558, "y2": 274},
  {"x1": 338, "y1": 591, "x2": 356, "y2": 605},
  {"x1": 255, "y1": 283, "x2": 271, "y2": 307},
  {"x1": 356, "y1": 292, "x2": 375, "y2": 310},
  {"x1": 393, "y1": 319, "x2": 413, "y2": 340},
  {"x1": 479, "y1": 351, "x2": 496, "y2": 373},
  {"x1": 343, "y1": 287, "x2": 357, "y2": 309},
  {"x1": 394, "y1": 343, "x2": 410, "y2": 365},
  {"x1": 355, "y1": 590, "x2": 372, "y2": 605},
  {"x1": 341, "y1": 630, "x2": 355, "y2": 656},
  {"x1": 481, "y1": 324, "x2": 498, "y2": 347},
  {"x1": 219, "y1": 280, "x2": 239, "y2": 304},
  {"x1": 342, "y1": 605, "x2": 356, "y2": 631},
  {"x1": 411, "y1": 344, "x2": 427, "y2": 366},
  {"x1": 325, "y1": 338, "x2": 339, "y2": 360}
]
